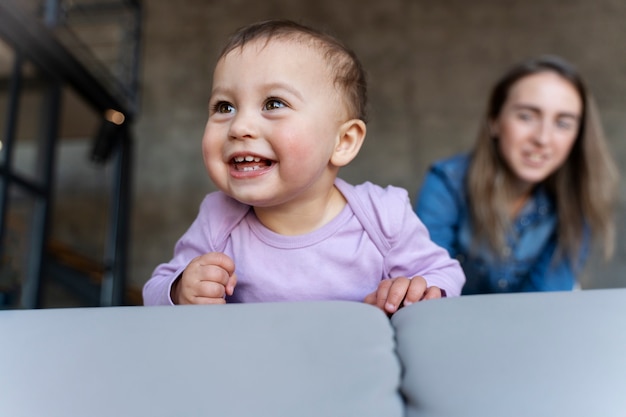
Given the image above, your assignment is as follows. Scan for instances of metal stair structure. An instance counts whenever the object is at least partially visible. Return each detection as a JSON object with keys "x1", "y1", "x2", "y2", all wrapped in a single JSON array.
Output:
[{"x1": 0, "y1": 0, "x2": 142, "y2": 308}]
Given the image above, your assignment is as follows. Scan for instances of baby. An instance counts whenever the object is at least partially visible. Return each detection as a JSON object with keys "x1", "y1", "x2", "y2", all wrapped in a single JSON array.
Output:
[{"x1": 143, "y1": 19, "x2": 465, "y2": 314}]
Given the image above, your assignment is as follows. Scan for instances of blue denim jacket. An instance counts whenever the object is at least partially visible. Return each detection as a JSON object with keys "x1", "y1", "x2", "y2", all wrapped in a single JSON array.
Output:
[{"x1": 415, "y1": 153, "x2": 587, "y2": 294}]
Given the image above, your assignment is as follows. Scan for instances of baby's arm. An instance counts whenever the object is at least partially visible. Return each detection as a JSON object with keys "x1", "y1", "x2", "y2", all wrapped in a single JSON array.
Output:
[
  {"x1": 143, "y1": 192, "x2": 249, "y2": 305},
  {"x1": 364, "y1": 276, "x2": 444, "y2": 315},
  {"x1": 171, "y1": 252, "x2": 237, "y2": 305}
]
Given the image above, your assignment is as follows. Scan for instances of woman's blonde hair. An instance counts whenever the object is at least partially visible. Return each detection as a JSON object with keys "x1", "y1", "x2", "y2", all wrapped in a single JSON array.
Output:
[{"x1": 467, "y1": 55, "x2": 618, "y2": 262}]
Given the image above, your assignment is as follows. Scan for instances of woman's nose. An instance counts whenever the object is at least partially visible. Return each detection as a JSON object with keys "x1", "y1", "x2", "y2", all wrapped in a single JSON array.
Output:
[{"x1": 532, "y1": 121, "x2": 551, "y2": 145}]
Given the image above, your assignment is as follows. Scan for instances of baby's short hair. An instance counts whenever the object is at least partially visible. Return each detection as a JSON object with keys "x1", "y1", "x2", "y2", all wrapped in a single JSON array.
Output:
[{"x1": 218, "y1": 19, "x2": 368, "y2": 123}]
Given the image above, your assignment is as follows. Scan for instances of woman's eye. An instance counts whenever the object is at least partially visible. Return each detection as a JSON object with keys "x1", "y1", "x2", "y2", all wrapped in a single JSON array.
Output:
[
  {"x1": 516, "y1": 111, "x2": 533, "y2": 121},
  {"x1": 213, "y1": 102, "x2": 234, "y2": 114},
  {"x1": 264, "y1": 99, "x2": 286, "y2": 110},
  {"x1": 556, "y1": 118, "x2": 577, "y2": 131}
]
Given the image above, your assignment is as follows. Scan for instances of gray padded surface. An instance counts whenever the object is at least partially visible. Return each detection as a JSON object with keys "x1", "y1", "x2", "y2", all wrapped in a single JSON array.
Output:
[
  {"x1": 393, "y1": 288, "x2": 626, "y2": 417},
  {"x1": 0, "y1": 301, "x2": 403, "y2": 417}
]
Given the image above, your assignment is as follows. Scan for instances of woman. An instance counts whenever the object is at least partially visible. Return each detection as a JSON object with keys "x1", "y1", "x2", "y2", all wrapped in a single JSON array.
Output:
[{"x1": 415, "y1": 55, "x2": 618, "y2": 294}]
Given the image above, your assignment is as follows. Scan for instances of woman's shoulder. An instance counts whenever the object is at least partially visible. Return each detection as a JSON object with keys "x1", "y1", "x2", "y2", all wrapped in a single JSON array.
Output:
[
  {"x1": 430, "y1": 153, "x2": 471, "y2": 176},
  {"x1": 426, "y1": 152, "x2": 471, "y2": 191}
]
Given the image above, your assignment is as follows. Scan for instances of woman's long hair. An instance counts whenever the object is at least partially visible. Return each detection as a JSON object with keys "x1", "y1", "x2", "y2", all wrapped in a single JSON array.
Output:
[{"x1": 467, "y1": 55, "x2": 618, "y2": 262}]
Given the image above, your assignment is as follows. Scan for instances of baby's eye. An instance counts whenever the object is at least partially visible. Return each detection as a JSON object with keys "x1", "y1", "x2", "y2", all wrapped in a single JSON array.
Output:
[
  {"x1": 264, "y1": 98, "x2": 286, "y2": 111},
  {"x1": 212, "y1": 101, "x2": 235, "y2": 114}
]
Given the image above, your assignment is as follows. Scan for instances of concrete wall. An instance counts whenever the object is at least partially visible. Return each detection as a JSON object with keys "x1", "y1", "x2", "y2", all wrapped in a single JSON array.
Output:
[{"x1": 52, "y1": 0, "x2": 626, "y2": 294}]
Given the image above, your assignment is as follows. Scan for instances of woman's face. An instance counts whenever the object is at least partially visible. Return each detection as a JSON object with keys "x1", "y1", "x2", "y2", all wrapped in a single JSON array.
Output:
[{"x1": 492, "y1": 71, "x2": 582, "y2": 190}]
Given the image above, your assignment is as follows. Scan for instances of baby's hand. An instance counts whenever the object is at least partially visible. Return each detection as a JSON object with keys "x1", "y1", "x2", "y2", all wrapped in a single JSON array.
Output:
[
  {"x1": 171, "y1": 252, "x2": 237, "y2": 305},
  {"x1": 363, "y1": 276, "x2": 444, "y2": 315}
]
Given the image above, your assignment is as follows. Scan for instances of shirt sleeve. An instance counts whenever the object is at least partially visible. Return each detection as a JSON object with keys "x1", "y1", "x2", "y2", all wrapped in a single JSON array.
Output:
[
  {"x1": 386, "y1": 195, "x2": 466, "y2": 297},
  {"x1": 142, "y1": 209, "x2": 213, "y2": 306},
  {"x1": 344, "y1": 179, "x2": 466, "y2": 297},
  {"x1": 414, "y1": 167, "x2": 463, "y2": 258},
  {"x1": 142, "y1": 192, "x2": 249, "y2": 305}
]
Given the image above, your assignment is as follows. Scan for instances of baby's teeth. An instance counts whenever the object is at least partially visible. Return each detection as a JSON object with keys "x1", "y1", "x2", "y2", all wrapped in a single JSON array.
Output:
[
  {"x1": 234, "y1": 155, "x2": 262, "y2": 163},
  {"x1": 240, "y1": 156, "x2": 261, "y2": 162}
]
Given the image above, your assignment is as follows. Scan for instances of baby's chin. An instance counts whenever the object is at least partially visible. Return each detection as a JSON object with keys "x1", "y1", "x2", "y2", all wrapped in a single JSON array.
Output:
[{"x1": 222, "y1": 187, "x2": 284, "y2": 208}]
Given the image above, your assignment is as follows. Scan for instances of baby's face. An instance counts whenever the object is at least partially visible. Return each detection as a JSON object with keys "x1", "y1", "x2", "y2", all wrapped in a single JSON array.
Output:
[{"x1": 203, "y1": 38, "x2": 349, "y2": 209}]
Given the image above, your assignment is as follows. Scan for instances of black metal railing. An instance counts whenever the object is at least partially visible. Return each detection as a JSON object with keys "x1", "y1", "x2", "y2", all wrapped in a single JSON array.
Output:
[{"x1": 0, "y1": 0, "x2": 142, "y2": 308}]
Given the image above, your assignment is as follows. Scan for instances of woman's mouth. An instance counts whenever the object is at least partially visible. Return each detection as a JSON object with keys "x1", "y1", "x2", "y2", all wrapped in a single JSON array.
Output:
[{"x1": 522, "y1": 150, "x2": 548, "y2": 167}]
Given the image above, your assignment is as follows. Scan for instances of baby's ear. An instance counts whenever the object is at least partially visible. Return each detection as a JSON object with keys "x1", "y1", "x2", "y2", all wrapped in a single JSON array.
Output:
[{"x1": 331, "y1": 119, "x2": 366, "y2": 167}]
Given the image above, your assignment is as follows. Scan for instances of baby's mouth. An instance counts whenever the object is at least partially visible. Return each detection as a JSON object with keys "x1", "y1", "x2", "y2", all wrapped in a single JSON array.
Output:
[{"x1": 232, "y1": 155, "x2": 273, "y2": 171}]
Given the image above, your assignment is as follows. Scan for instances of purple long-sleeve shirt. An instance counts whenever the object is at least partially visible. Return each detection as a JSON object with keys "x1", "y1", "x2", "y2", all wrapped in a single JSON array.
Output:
[{"x1": 143, "y1": 179, "x2": 465, "y2": 305}]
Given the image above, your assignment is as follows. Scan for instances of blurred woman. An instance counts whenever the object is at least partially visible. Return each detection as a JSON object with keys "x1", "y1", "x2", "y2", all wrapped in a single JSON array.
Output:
[{"x1": 415, "y1": 55, "x2": 618, "y2": 294}]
